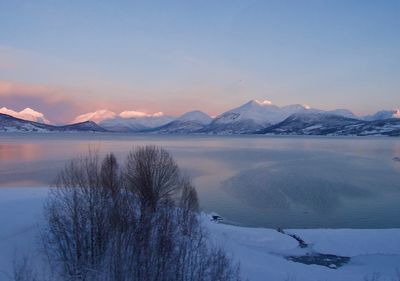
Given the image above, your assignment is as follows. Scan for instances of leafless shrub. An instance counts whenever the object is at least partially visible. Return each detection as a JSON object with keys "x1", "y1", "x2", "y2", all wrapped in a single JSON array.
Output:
[
  {"x1": 42, "y1": 150, "x2": 115, "y2": 280},
  {"x1": 180, "y1": 180, "x2": 199, "y2": 213},
  {"x1": 124, "y1": 145, "x2": 181, "y2": 212},
  {"x1": 42, "y1": 145, "x2": 241, "y2": 281}
]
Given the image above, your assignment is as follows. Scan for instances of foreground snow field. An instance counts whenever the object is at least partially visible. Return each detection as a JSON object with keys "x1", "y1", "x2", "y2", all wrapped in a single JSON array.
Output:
[{"x1": 1, "y1": 188, "x2": 399, "y2": 281}]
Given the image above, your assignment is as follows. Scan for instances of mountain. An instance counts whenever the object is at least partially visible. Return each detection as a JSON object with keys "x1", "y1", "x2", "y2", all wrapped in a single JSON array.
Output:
[
  {"x1": 151, "y1": 111, "x2": 212, "y2": 134},
  {"x1": 201, "y1": 100, "x2": 285, "y2": 134},
  {"x1": 351, "y1": 118, "x2": 400, "y2": 136},
  {"x1": 257, "y1": 113, "x2": 361, "y2": 135},
  {"x1": 200, "y1": 100, "x2": 311, "y2": 134},
  {"x1": 177, "y1": 110, "x2": 212, "y2": 125},
  {"x1": 57, "y1": 121, "x2": 107, "y2": 132},
  {"x1": 257, "y1": 112, "x2": 400, "y2": 136},
  {"x1": 364, "y1": 109, "x2": 400, "y2": 121},
  {"x1": 74, "y1": 109, "x2": 174, "y2": 132},
  {"x1": 0, "y1": 113, "x2": 106, "y2": 132},
  {"x1": 73, "y1": 109, "x2": 117, "y2": 124},
  {"x1": 327, "y1": 109, "x2": 358, "y2": 119},
  {"x1": 4, "y1": 101, "x2": 399, "y2": 136},
  {"x1": 0, "y1": 107, "x2": 51, "y2": 124},
  {"x1": 100, "y1": 115, "x2": 175, "y2": 132}
]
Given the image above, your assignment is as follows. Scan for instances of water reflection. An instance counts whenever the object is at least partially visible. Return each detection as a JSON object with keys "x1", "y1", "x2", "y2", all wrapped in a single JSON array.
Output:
[
  {"x1": 223, "y1": 164, "x2": 371, "y2": 214},
  {"x1": 0, "y1": 143, "x2": 42, "y2": 162},
  {"x1": 0, "y1": 133, "x2": 400, "y2": 228}
]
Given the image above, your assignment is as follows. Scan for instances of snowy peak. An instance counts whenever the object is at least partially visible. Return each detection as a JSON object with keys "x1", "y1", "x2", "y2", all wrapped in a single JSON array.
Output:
[
  {"x1": 72, "y1": 109, "x2": 174, "y2": 132},
  {"x1": 214, "y1": 100, "x2": 280, "y2": 125},
  {"x1": 327, "y1": 109, "x2": 357, "y2": 119},
  {"x1": 149, "y1": 111, "x2": 213, "y2": 134},
  {"x1": 364, "y1": 109, "x2": 400, "y2": 121},
  {"x1": 119, "y1": 110, "x2": 164, "y2": 119},
  {"x1": 0, "y1": 113, "x2": 106, "y2": 132},
  {"x1": 209, "y1": 100, "x2": 307, "y2": 133},
  {"x1": 177, "y1": 110, "x2": 212, "y2": 125},
  {"x1": 0, "y1": 107, "x2": 51, "y2": 124},
  {"x1": 73, "y1": 109, "x2": 117, "y2": 124},
  {"x1": 245, "y1": 99, "x2": 274, "y2": 107},
  {"x1": 235, "y1": 99, "x2": 278, "y2": 112},
  {"x1": 99, "y1": 113, "x2": 174, "y2": 132}
]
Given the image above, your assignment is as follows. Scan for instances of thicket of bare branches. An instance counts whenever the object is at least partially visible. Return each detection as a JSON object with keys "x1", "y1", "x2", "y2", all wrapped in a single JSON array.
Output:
[{"x1": 41, "y1": 145, "x2": 241, "y2": 281}]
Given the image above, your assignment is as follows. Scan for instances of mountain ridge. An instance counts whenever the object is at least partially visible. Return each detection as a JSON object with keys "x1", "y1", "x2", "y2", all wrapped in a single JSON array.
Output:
[
  {"x1": 0, "y1": 113, "x2": 107, "y2": 133},
  {"x1": 1, "y1": 100, "x2": 399, "y2": 136}
]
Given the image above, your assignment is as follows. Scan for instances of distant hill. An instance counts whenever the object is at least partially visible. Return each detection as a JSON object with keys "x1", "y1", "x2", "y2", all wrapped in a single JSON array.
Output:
[
  {"x1": 256, "y1": 113, "x2": 400, "y2": 136},
  {"x1": 0, "y1": 113, "x2": 107, "y2": 133}
]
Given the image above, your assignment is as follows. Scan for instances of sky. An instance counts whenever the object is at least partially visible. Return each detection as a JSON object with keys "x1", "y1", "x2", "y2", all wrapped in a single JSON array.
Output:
[{"x1": 0, "y1": 0, "x2": 399, "y2": 123}]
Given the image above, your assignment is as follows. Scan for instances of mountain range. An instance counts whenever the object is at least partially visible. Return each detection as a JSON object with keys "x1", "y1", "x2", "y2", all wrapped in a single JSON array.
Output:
[
  {"x1": 1, "y1": 100, "x2": 399, "y2": 136},
  {"x1": 0, "y1": 113, "x2": 106, "y2": 133}
]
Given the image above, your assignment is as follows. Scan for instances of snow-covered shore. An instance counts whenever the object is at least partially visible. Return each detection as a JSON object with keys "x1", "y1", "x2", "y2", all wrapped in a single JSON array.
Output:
[{"x1": 1, "y1": 188, "x2": 399, "y2": 281}]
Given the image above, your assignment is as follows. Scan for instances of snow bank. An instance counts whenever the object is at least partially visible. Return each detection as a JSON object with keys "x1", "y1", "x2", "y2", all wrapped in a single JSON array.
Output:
[
  {"x1": 1, "y1": 188, "x2": 400, "y2": 281},
  {"x1": 289, "y1": 229, "x2": 400, "y2": 256}
]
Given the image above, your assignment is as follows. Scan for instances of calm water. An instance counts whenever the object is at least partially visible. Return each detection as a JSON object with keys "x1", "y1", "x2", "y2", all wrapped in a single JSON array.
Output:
[{"x1": 1, "y1": 133, "x2": 400, "y2": 228}]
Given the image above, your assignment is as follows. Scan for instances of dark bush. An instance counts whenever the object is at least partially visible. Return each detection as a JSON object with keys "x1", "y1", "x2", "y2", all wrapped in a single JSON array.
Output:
[{"x1": 42, "y1": 146, "x2": 241, "y2": 281}]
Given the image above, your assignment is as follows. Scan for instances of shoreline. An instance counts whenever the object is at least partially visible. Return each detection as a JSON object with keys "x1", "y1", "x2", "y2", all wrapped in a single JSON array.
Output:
[{"x1": 1, "y1": 187, "x2": 400, "y2": 281}]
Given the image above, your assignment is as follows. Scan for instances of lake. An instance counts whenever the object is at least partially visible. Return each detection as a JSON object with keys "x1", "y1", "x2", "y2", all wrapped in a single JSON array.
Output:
[{"x1": 1, "y1": 133, "x2": 399, "y2": 228}]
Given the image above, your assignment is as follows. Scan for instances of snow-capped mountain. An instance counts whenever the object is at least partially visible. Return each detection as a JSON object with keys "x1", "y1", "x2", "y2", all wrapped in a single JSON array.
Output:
[
  {"x1": 0, "y1": 107, "x2": 51, "y2": 124},
  {"x1": 0, "y1": 113, "x2": 106, "y2": 132},
  {"x1": 151, "y1": 111, "x2": 212, "y2": 134},
  {"x1": 100, "y1": 115, "x2": 175, "y2": 132},
  {"x1": 200, "y1": 100, "x2": 301, "y2": 134},
  {"x1": 257, "y1": 112, "x2": 361, "y2": 135},
  {"x1": 363, "y1": 109, "x2": 400, "y2": 121},
  {"x1": 73, "y1": 109, "x2": 175, "y2": 132},
  {"x1": 177, "y1": 110, "x2": 212, "y2": 125},
  {"x1": 327, "y1": 109, "x2": 358, "y2": 119},
  {"x1": 199, "y1": 100, "x2": 354, "y2": 134},
  {"x1": 73, "y1": 109, "x2": 117, "y2": 124},
  {"x1": 257, "y1": 112, "x2": 400, "y2": 136},
  {"x1": 2, "y1": 100, "x2": 399, "y2": 136}
]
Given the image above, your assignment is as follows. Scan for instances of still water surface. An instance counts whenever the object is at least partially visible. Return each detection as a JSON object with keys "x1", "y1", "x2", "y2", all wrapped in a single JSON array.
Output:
[{"x1": 1, "y1": 133, "x2": 400, "y2": 228}]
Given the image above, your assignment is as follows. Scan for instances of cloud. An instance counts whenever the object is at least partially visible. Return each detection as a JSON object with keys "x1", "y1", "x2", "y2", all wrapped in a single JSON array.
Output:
[{"x1": 0, "y1": 80, "x2": 82, "y2": 123}]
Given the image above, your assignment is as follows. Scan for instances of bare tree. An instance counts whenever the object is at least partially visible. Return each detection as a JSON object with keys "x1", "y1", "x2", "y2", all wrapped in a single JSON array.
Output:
[
  {"x1": 180, "y1": 180, "x2": 199, "y2": 213},
  {"x1": 42, "y1": 146, "x2": 241, "y2": 281},
  {"x1": 101, "y1": 153, "x2": 119, "y2": 197},
  {"x1": 124, "y1": 146, "x2": 181, "y2": 212},
  {"x1": 43, "y1": 150, "x2": 112, "y2": 281}
]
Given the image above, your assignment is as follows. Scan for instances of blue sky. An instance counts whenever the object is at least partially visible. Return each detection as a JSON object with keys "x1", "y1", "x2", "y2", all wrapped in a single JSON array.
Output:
[{"x1": 0, "y1": 0, "x2": 399, "y2": 122}]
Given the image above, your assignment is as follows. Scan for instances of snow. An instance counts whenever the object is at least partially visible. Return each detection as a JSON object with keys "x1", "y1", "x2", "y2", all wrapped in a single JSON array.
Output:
[
  {"x1": 0, "y1": 107, "x2": 51, "y2": 124},
  {"x1": 73, "y1": 110, "x2": 169, "y2": 126},
  {"x1": 209, "y1": 100, "x2": 358, "y2": 132},
  {"x1": 1, "y1": 188, "x2": 400, "y2": 281},
  {"x1": 72, "y1": 109, "x2": 175, "y2": 131},
  {"x1": 119, "y1": 110, "x2": 164, "y2": 118},
  {"x1": 100, "y1": 115, "x2": 175, "y2": 132},
  {"x1": 327, "y1": 109, "x2": 357, "y2": 119},
  {"x1": 213, "y1": 100, "x2": 284, "y2": 125},
  {"x1": 206, "y1": 218, "x2": 400, "y2": 281},
  {"x1": 73, "y1": 109, "x2": 117, "y2": 123},
  {"x1": 177, "y1": 110, "x2": 212, "y2": 125},
  {"x1": 287, "y1": 229, "x2": 400, "y2": 257},
  {"x1": 364, "y1": 110, "x2": 400, "y2": 121}
]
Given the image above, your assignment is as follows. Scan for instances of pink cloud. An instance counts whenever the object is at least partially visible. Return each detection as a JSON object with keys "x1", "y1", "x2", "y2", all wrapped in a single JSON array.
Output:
[
  {"x1": 0, "y1": 80, "x2": 223, "y2": 124},
  {"x1": 0, "y1": 80, "x2": 84, "y2": 123}
]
